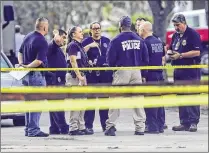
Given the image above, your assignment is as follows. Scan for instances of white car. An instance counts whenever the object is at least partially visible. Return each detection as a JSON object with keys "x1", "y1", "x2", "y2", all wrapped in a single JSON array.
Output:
[{"x1": 1, "y1": 51, "x2": 25, "y2": 126}]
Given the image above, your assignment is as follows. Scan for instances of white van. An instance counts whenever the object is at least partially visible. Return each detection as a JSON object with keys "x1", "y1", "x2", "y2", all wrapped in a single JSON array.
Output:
[
  {"x1": 1, "y1": 51, "x2": 25, "y2": 126},
  {"x1": 1, "y1": 1, "x2": 16, "y2": 62}
]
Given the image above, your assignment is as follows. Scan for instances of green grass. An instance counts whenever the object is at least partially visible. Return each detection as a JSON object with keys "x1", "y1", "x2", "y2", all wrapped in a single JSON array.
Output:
[
  {"x1": 166, "y1": 68, "x2": 174, "y2": 77},
  {"x1": 165, "y1": 64, "x2": 208, "y2": 81},
  {"x1": 202, "y1": 75, "x2": 209, "y2": 81}
]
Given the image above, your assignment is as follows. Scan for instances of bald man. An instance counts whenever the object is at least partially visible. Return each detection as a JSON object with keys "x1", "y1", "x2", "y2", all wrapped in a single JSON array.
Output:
[
  {"x1": 18, "y1": 17, "x2": 49, "y2": 137},
  {"x1": 136, "y1": 18, "x2": 168, "y2": 130},
  {"x1": 138, "y1": 21, "x2": 165, "y2": 134}
]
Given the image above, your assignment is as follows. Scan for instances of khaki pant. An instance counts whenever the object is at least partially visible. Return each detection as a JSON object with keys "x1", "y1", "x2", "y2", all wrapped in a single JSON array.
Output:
[
  {"x1": 106, "y1": 70, "x2": 146, "y2": 132},
  {"x1": 65, "y1": 73, "x2": 87, "y2": 131}
]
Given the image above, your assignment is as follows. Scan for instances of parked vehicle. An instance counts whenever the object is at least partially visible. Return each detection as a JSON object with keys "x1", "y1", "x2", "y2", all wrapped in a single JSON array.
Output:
[
  {"x1": 166, "y1": 9, "x2": 208, "y2": 74},
  {"x1": 1, "y1": 51, "x2": 25, "y2": 126},
  {"x1": 1, "y1": 1, "x2": 16, "y2": 65}
]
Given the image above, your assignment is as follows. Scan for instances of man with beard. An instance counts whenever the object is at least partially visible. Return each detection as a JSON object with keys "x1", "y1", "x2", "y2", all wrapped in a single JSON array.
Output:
[{"x1": 169, "y1": 14, "x2": 202, "y2": 132}]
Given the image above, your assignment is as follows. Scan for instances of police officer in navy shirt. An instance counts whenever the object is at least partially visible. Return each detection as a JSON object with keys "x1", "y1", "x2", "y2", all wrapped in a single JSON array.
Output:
[
  {"x1": 138, "y1": 21, "x2": 165, "y2": 134},
  {"x1": 65, "y1": 26, "x2": 92, "y2": 135},
  {"x1": 168, "y1": 14, "x2": 202, "y2": 132},
  {"x1": 105, "y1": 16, "x2": 149, "y2": 136},
  {"x1": 82, "y1": 22, "x2": 112, "y2": 134},
  {"x1": 18, "y1": 17, "x2": 49, "y2": 137},
  {"x1": 135, "y1": 17, "x2": 168, "y2": 130},
  {"x1": 47, "y1": 29, "x2": 69, "y2": 135}
]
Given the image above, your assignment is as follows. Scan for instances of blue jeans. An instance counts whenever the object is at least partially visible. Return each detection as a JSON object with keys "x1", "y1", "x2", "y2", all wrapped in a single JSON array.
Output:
[{"x1": 22, "y1": 71, "x2": 46, "y2": 136}]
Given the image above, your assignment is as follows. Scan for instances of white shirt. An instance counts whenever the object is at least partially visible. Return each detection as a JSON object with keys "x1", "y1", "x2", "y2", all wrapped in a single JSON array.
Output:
[{"x1": 15, "y1": 33, "x2": 25, "y2": 57}]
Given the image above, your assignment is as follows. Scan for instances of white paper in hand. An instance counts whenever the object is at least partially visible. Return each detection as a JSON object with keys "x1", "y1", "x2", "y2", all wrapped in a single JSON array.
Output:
[{"x1": 9, "y1": 66, "x2": 30, "y2": 80}]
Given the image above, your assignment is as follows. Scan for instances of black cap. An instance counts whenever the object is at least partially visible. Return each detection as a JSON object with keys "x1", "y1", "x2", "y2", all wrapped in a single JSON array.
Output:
[
  {"x1": 172, "y1": 14, "x2": 186, "y2": 23},
  {"x1": 119, "y1": 16, "x2": 132, "y2": 28}
]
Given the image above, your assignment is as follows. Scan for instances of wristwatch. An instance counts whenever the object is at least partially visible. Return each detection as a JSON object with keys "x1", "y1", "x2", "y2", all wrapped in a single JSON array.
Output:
[{"x1": 179, "y1": 53, "x2": 183, "y2": 59}]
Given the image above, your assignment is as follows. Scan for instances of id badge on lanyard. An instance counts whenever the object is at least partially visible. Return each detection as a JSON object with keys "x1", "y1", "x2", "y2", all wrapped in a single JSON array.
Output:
[
  {"x1": 174, "y1": 33, "x2": 184, "y2": 51},
  {"x1": 92, "y1": 38, "x2": 102, "y2": 56},
  {"x1": 175, "y1": 41, "x2": 180, "y2": 51},
  {"x1": 92, "y1": 38, "x2": 102, "y2": 76}
]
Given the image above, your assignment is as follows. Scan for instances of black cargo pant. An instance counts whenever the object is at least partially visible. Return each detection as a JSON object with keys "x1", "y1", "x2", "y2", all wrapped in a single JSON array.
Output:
[
  {"x1": 145, "y1": 71, "x2": 165, "y2": 131},
  {"x1": 46, "y1": 73, "x2": 69, "y2": 134},
  {"x1": 174, "y1": 68, "x2": 201, "y2": 127}
]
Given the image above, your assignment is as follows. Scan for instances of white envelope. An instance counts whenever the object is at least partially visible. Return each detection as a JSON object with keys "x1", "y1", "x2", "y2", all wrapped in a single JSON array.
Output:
[{"x1": 9, "y1": 66, "x2": 30, "y2": 80}]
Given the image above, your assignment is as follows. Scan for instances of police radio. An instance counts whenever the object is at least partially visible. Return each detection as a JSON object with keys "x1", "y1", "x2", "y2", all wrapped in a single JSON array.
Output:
[{"x1": 167, "y1": 50, "x2": 175, "y2": 55}]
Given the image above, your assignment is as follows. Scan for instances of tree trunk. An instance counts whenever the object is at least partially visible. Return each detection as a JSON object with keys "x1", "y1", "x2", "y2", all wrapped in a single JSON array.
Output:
[
  {"x1": 205, "y1": 0, "x2": 208, "y2": 25},
  {"x1": 148, "y1": 0, "x2": 175, "y2": 42},
  {"x1": 63, "y1": 12, "x2": 70, "y2": 30},
  {"x1": 193, "y1": 1, "x2": 205, "y2": 10}
]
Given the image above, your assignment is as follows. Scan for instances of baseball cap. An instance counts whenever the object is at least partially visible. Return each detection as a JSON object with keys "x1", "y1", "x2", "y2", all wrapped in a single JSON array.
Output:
[
  {"x1": 172, "y1": 14, "x2": 186, "y2": 23},
  {"x1": 119, "y1": 16, "x2": 132, "y2": 28}
]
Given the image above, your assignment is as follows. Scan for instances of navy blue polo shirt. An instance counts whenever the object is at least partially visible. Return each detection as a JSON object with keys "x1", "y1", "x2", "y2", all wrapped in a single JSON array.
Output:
[
  {"x1": 82, "y1": 36, "x2": 110, "y2": 67},
  {"x1": 47, "y1": 40, "x2": 67, "y2": 77},
  {"x1": 153, "y1": 33, "x2": 166, "y2": 47},
  {"x1": 66, "y1": 40, "x2": 88, "y2": 68},
  {"x1": 19, "y1": 31, "x2": 48, "y2": 66},
  {"x1": 144, "y1": 36, "x2": 164, "y2": 72},
  {"x1": 170, "y1": 26, "x2": 202, "y2": 65},
  {"x1": 107, "y1": 32, "x2": 149, "y2": 67}
]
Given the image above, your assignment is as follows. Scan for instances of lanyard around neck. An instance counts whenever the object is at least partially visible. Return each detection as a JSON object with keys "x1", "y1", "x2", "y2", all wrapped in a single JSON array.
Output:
[{"x1": 92, "y1": 37, "x2": 102, "y2": 56}]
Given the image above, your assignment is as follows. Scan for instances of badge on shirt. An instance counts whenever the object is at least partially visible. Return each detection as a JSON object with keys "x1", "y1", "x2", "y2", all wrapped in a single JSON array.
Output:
[
  {"x1": 103, "y1": 43, "x2": 107, "y2": 48},
  {"x1": 96, "y1": 70, "x2": 100, "y2": 76},
  {"x1": 76, "y1": 51, "x2": 81, "y2": 59},
  {"x1": 57, "y1": 77, "x2": 61, "y2": 83},
  {"x1": 182, "y1": 40, "x2": 187, "y2": 46}
]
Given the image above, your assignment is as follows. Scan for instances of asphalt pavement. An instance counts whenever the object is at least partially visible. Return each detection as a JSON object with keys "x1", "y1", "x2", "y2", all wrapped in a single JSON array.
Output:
[{"x1": 1, "y1": 107, "x2": 208, "y2": 152}]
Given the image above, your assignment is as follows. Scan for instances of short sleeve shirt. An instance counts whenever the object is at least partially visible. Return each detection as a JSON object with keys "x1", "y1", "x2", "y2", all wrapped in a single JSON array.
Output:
[
  {"x1": 144, "y1": 36, "x2": 164, "y2": 69},
  {"x1": 19, "y1": 31, "x2": 48, "y2": 67},
  {"x1": 82, "y1": 36, "x2": 110, "y2": 67},
  {"x1": 66, "y1": 40, "x2": 88, "y2": 68},
  {"x1": 170, "y1": 26, "x2": 202, "y2": 65}
]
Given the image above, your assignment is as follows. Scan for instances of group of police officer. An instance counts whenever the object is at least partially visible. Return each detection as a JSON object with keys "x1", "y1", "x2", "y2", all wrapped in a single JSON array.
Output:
[{"x1": 18, "y1": 13, "x2": 202, "y2": 137}]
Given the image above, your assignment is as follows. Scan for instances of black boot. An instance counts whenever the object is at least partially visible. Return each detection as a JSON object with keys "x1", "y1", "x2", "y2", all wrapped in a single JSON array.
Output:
[
  {"x1": 104, "y1": 127, "x2": 116, "y2": 136},
  {"x1": 172, "y1": 125, "x2": 189, "y2": 131},
  {"x1": 188, "y1": 124, "x2": 197, "y2": 132}
]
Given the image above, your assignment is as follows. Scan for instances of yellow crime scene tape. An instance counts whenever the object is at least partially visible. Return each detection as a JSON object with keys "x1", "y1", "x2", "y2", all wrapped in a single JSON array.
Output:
[
  {"x1": 0, "y1": 64, "x2": 208, "y2": 71},
  {"x1": 1, "y1": 64, "x2": 208, "y2": 113},
  {"x1": 1, "y1": 94, "x2": 208, "y2": 113},
  {"x1": 1, "y1": 85, "x2": 208, "y2": 94}
]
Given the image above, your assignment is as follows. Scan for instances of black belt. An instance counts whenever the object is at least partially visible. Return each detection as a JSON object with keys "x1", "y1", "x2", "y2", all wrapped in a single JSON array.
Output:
[{"x1": 29, "y1": 71, "x2": 45, "y2": 76}]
